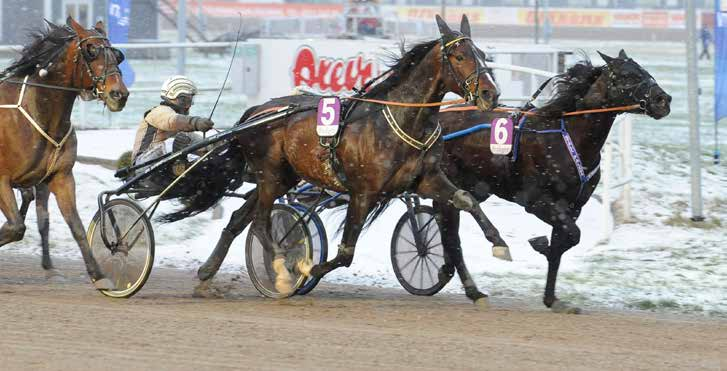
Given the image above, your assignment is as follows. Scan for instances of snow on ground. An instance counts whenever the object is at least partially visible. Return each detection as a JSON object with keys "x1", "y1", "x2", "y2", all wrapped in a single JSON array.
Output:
[{"x1": 2, "y1": 39, "x2": 725, "y2": 317}]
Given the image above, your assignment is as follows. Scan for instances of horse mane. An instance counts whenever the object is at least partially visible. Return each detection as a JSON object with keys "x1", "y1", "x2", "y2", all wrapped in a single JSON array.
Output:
[
  {"x1": 363, "y1": 39, "x2": 440, "y2": 98},
  {"x1": 1, "y1": 20, "x2": 76, "y2": 78},
  {"x1": 536, "y1": 58, "x2": 604, "y2": 118}
]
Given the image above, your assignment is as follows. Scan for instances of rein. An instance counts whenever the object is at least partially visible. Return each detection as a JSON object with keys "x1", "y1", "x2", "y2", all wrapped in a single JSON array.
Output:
[
  {"x1": 439, "y1": 103, "x2": 642, "y2": 117},
  {"x1": 346, "y1": 96, "x2": 467, "y2": 107}
]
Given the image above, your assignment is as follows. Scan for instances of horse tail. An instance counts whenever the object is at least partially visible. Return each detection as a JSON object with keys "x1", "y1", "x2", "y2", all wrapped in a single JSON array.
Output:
[
  {"x1": 335, "y1": 197, "x2": 394, "y2": 235},
  {"x1": 159, "y1": 106, "x2": 261, "y2": 223}
]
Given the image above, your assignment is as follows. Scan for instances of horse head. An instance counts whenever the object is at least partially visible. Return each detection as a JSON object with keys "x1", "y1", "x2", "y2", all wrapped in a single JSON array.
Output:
[
  {"x1": 66, "y1": 17, "x2": 129, "y2": 112},
  {"x1": 435, "y1": 15, "x2": 499, "y2": 111},
  {"x1": 585, "y1": 50, "x2": 671, "y2": 119}
]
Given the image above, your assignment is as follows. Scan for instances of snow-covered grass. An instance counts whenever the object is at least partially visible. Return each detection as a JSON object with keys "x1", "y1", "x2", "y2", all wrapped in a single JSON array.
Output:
[{"x1": 2, "y1": 38, "x2": 725, "y2": 317}]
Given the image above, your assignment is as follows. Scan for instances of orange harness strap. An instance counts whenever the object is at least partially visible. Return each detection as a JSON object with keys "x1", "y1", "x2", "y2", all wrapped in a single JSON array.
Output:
[
  {"x1": 439, "y1": 104, "x2": 642, "y2": 117},
  {"x1": 347, "y1": 96, "x2": 467, "y2": 108}
]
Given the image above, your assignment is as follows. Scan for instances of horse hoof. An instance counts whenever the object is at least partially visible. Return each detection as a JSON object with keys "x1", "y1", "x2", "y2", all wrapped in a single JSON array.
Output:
[
  {"x1": 92, "y1": 278, "x2": 114, "y2": 290},
  {"x1": 273, "y1": 257, "x2": 294, "y2": 296},
  {"x1": 492, "y1": 246, "x2": 512, "y2": 261},
  {"x1": 45, "y1": 269, "x2": 66, "y2": 283},
  {"x1": 474, "y1": 297, "x2": 490, "y2": 309},
  {"x1": 296, "y1": 259, "x2": 313, "y2": 277},
  {"x1": 551, "y1": 300, "x2": 582, "y2": 314},
  {"x1": 192, "y1": 280, "x2": 224, "y2": 299}
]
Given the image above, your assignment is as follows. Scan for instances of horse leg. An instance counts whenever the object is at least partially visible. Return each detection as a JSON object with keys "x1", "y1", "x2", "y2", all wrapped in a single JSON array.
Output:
[
  {"x1": 47, "y1": 172, "x2": 112, "y2": 290},
  {"x1": 194, "y1": 189, "x2": 258, "y2": 298},
  {"x1": 18, "y1": 188, "x2": 34, "y2": 221},
  {"x1": 251, "y1": 173, "x2": 298, "y2": 296},
  {"x1": 34, "y1": 183, "x2": 63, "y2": 280},
  {"x1": 431, "y1": 200, "x2": 488, "y2": 305},
  {"x1": 0, "y1": 178, "x2": 26, "y2": 247},
  {"x1": 306, "y1": 193, "x2": 377, "y2": 279},
  {"x1": 416, "y1": 170, "x2": 511, "y2": 260},
  {"x1": 198, "y1": 188, "x2": 258, "y2": 281},
  {"x1": 529, "y1": 201, "x2": 582, "y2": 314}
]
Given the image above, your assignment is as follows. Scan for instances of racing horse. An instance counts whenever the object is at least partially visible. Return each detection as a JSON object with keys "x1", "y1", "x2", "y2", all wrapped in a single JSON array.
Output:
[
  {"x1": 434, "y1": 50, "x2": 671, "y2": 312},
  {"x1": 165, "y1": 15, "x2": 507, "y2": 298},
  {"x1": 0, "y1": 18, "x2": 128, "y2": 288}
]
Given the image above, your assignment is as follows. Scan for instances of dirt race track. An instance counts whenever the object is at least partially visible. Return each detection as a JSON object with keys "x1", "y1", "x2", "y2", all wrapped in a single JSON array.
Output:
[{"x1": 0, "y1": 252, "x2": 725, "y2": 371}]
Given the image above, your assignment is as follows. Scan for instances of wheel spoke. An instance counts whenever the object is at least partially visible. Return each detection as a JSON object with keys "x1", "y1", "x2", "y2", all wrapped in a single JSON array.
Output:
[
  {"x1": 427, "y1": 242, "x2": 443, "y2": 251},
  {"x1": 408, "y1": 257, "x2": 422, "y2": 284},
  {"x1": 423, "y1": 255, "x2": 437, "y2": 287},
  {"x1": 419, "y1": 257, "x2": 425, "y2": 289},
  {"x1": 398, "y1": 253, "x2": 419, "y2": 272},
  {"x1": 398, "y1": 234, "x2": 417, "y2": 249},
  {"x1": 395, "y1": 249, "x2": 418, "y2": 255},
  {"x1": 417, "y1": 215, "x2": 436, "y2": 237},
  {"x1": 424, "y1": 227, "x2": 441, "y2": 248}
]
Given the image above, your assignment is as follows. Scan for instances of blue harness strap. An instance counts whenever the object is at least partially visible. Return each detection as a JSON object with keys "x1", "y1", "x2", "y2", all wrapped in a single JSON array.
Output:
[{"x1": 443, "y1": 115, "x2": 599, "y2": 199}]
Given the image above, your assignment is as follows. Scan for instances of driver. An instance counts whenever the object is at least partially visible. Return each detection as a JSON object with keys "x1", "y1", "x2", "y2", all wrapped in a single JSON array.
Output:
[{"x1": 131, "y1": 75, "x2": 215, "y2": 165}]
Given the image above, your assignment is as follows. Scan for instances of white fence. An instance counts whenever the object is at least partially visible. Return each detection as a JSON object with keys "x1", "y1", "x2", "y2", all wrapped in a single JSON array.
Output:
[{"x1": 0, "y1": 39, "x2": 631, "y2": 237}]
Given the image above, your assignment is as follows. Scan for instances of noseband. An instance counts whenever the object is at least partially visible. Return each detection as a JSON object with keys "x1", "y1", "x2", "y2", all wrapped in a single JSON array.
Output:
[{"x1": 440, "y1": 36, "x2": 489, "y2": 104}]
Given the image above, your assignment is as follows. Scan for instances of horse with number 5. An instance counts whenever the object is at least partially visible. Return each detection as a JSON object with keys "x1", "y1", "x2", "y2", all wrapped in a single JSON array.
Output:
[
  {"x1": 0, "y1": 18, "x2": 128, "y2": 289},
  {"x1": 433, "y1": 50, "x2": 671, "y2": 312},
  {"x1": 162, "y1": 15, "x2": 509, "y2": 300}
]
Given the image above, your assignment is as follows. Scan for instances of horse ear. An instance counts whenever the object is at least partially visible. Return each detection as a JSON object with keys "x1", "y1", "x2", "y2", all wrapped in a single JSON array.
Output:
[
  {"x1": 66, "y1": 16, "x2": 85, "y2": 34},
  {"x1": 94, "y1": 20, "x2": 106, "y2": 36},
  {"x1": 460, "y1": 14, "x2": 472, "y2": 37},
  {"x1": 618, "y1": 49, "x2": 628, "y2": 59},
  {"x1": 436, "y1": 15, "x2": 453, "y2": 37},
  {"x1": 597, "y1": 51, "x2": 615, "y2": 64}
]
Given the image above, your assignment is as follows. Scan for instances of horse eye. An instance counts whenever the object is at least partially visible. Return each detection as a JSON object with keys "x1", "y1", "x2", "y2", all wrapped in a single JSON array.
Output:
[
  {"x1": 86, "y1": 44, "x2": 99, "y2": 58},
  {"x1": 455, "y1": 55, "x2": 464, "y2": 62}
]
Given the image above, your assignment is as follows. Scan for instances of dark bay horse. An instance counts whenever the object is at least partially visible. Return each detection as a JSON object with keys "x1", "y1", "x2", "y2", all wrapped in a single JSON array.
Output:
[
  {"x1": 435, "y1": 50, "x2": 671, "y2": 312},
  {"x1": 0, "y1": 18, "x2": 128, "y2": 288},
  {"x1": 166, "y1": 15, "x2": 507, "y2": 298}
]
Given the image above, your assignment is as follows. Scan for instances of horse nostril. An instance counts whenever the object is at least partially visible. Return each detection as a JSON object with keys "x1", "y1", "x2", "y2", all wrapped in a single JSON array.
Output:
[
  {"x1": 481, "y1": 90, "x2": 492, "y2": 101},
  {"x1": 110, "y1": 90, "x2": 126, "y2": 101}
]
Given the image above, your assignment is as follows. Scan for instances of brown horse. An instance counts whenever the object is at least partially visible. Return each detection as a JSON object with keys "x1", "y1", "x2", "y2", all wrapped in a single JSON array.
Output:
[
  {"x1": 165, "y1": 15, "x2": 508, "y2": 299},
  {"x1": 434, "y1": 51, "x2": 671, "y2": 312},
  {"x1": 0, "y1": 18, "x2": 128, "y2": 288}
]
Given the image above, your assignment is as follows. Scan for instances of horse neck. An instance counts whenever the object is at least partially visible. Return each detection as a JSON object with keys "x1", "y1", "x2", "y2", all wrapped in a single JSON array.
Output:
[
  {"x1": 382, "y1": 50, "x2": 445, "y2": 136},
  {"x1": 22, "y1": 74, "x2": 78, "y2": 137},
  {"x1": 568, "y1": 111, "x2": 619, "y2": 166}
]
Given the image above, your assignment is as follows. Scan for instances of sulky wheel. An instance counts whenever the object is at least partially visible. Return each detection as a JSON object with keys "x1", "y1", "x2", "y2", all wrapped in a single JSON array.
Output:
[
  {"x1": 245, "y1": 204, "x2": 313, "y2": 298},
  {"x1": 289, "y1": 203, "x2": 328, "y2": 295},
  {"x1": 87, "y1": 198, "x2": 155, "y2": 298},
  {"x1": 391, "y1": 205, "x2": 452, "y2": 296}
]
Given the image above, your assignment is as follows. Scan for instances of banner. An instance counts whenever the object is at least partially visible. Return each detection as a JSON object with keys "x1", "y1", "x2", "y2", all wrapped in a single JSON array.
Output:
[
  {"x1": 715, "y1": 1, "x2": 727, "y2": 122},
  {"x1": 108, "y1": 0, "x2": 135, "y2": 86}
]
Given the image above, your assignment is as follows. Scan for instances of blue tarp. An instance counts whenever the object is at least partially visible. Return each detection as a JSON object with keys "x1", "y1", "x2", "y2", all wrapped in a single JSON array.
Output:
[{"x1": 108, "y1": 0, "x2": 135, "y2": 86}]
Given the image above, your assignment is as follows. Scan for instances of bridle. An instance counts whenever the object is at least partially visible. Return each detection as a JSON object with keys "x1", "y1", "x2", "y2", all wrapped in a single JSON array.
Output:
[
  {"x1": 75, "y1": 34, "x2": 124, "y2": 98},
  {"x1": 440, "y1": 35, "x2": 491, "y2": 105},
  {"x1": 602, "y1": 61, "x2": 657, "y2": 114},
  {"x1": 0, "y1": 32, "x2": 124, "y2": 98}
]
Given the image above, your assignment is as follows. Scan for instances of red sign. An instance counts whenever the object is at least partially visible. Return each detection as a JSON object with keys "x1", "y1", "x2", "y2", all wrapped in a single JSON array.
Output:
[{"x1": 291, "y1": 46, "x2": 377, "y2": 93}]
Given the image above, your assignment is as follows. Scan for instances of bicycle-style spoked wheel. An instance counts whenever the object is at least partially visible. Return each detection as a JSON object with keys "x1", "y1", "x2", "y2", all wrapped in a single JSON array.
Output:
[
  {"x1": 87, "y1": 198, "x2": 155, "y2": 298},
  {"x1": 391, "y1": 205, "x2": 451, "y2": 296},
  {"x1": 289, "y1": 203, "x2": 328, "y2": 295},
  {"x1": 245, "y1": 204, "x2": 313, "y2": 298}
]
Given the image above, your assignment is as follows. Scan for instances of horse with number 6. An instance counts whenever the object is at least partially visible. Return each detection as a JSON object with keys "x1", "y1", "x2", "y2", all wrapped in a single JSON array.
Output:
[
  {"x1": 432, "y1": 50, "x2": 671, "y2": 313},
  {"x1": 0, "y1": 17, "x2": 128, "y2": 289},
  {"x1": 162, "y1": 15, "x2": 509, "y2": 301}
]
